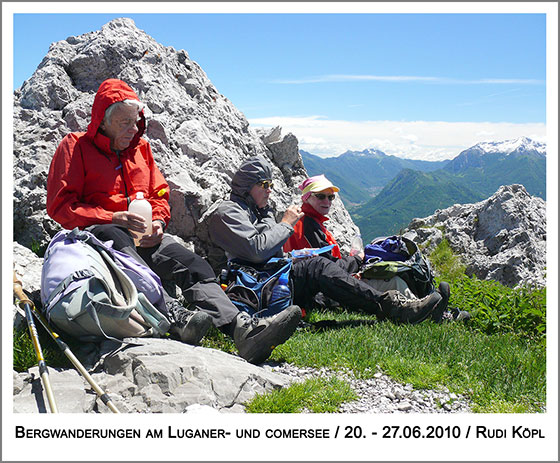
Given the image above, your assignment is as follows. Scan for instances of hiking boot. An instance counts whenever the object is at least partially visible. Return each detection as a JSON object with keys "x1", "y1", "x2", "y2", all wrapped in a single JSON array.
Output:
[
  {"x1": 430, "y1": 282, "x2": 450, "y2": 323},
  {"x1": 379, "y1": 290, "x2": 441, "y2": 324},
  {"x1": 168, "y1": 301, "x2": 213, "y2": 345},
  {"x1": 442, "y1": 307, "x2": 471, "y2": 322},
  {"x1": 233, "y1": 305, "x2": 302, "y2": 364}
]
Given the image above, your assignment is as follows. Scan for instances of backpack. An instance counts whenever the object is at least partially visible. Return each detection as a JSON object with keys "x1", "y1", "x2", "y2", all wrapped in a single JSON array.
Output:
[
  {"x1": 223, "y1": 258, "x2": 293, "y2": 317},
  {"x1": 40, "y1": 228, "x2": 171, "y2": 342},
  {"x1": 360, "y1": 235, "x2": 435, "y2": 299}
]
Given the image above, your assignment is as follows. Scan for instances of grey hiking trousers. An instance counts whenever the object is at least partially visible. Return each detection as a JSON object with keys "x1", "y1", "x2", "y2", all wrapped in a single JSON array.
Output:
[{"x1": 88, "y1": 224, "x2": 238, "y2": 327}]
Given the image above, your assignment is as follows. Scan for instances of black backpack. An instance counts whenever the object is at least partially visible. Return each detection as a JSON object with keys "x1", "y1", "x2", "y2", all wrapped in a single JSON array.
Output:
[{"x1": 360, "y1": 235, "x2": 435, "y2": 298}]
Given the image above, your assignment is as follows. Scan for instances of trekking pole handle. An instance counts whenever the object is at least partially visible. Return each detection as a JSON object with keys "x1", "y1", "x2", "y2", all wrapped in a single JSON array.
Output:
[{"x1": 13, "y1": 272, "x2": 32, "y2": 304}]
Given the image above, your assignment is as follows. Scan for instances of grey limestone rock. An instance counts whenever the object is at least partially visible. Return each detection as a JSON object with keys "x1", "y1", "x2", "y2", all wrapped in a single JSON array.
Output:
[
  {"x1": 404, "y1": 184, "x2": 546, "y2": 288},
  {"x1": 13, "y1": 367, "x2": 97, "y2": 413},
  {"x1": 13, "y1": 338, "x2": 291, "y2": 413},
  {"x1": 13, "y1": 243, "x2": 43, "y2": 330},
  {"x1": 13, "y1": 17, "x2": 358, "y2": 258}
]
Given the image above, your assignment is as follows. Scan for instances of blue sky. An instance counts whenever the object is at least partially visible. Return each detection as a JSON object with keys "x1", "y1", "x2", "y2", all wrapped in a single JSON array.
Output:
[{"x1": 9, "y1": 7, "x2": 552, "y2": 160}]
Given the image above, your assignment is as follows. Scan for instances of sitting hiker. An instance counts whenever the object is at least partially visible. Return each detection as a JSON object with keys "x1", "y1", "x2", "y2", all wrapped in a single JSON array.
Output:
[
  {"x1": 284, "y1": 174, "x2": 362, "y2": 275},
  {"x1": 46, "y1": 78, "x2": 300, "y2": 364},
  {"x1": 284, "y1": 174, "x2": 453, "y2": 321},
  {"x1": 283, "y1": 174, "x2": 362, "y2": 309},
  {"x1": 209, "y1": 156, "x2": 443, "y2": 324}
]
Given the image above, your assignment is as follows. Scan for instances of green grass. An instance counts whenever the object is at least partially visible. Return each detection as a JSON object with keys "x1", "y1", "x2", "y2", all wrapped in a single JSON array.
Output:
[
  {"x1": 429, "y1": 238, "x2": 466, "y2": 281},
  {"x1": 244, "y1": 239, "x2": 546, "y2": 413},
  {"x1": 13, "y1": 325, "x2": 71, "y2": 372},
  {"x1": 449, "y1": 276, "x2": 546, "y2": 343},
  {"x1": 264, "y1": 312, "x2": 545, "y2": 413},
  {"x1": 245, "y1": 376, "x2": 357, "y2": 413},
  {"x1": 430, "y1": 238, "x2": 546, "y2": 344},
  {"x1": 200, "y1": 326, "x2": 237, "y2": 353}
]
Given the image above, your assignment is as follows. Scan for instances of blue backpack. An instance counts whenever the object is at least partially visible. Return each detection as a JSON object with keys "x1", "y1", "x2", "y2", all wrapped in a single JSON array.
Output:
[{"x1": 223, "y1": 258, "x2": 293, "y2": 317}]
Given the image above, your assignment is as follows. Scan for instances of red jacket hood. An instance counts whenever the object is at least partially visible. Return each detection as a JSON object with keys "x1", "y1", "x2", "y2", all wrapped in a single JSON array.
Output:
[{"x1": 86, "y1": 79, "x2": 146, "y2": 151}]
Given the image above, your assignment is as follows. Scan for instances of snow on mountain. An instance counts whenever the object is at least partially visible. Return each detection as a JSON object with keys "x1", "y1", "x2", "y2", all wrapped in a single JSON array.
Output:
[
  {"x1": 472, "y1": 137, "x2": 546, "y2": 156},
  {"x1": 340, "y1": 148, "x2": 386, "y2": 158}
]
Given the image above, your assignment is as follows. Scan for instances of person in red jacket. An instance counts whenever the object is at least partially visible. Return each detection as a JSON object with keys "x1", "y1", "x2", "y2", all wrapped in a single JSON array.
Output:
[
  {"x1": 284, "y1": 174, "x2": 457, "y2": 322},
  {"x1": 46, "y1": 79, "x2": 300, "y2": 363},
  {"x1": 284, "y1": 175, "x2": 362, "y2": 274}
]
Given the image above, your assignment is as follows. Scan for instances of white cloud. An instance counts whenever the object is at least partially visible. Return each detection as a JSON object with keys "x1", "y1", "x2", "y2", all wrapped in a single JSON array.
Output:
[
  {"x1": 271, "y1": 75, "x2": 544, "y2": 86},
  {"x1": 249, "y1": 116, "x2": 547, "y2": 160}
]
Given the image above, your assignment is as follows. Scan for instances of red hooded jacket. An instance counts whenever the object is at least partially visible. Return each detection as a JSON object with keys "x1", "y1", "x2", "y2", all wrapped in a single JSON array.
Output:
[{"x1": 46, "y1": 79, "x2": 170, "y2": 230}]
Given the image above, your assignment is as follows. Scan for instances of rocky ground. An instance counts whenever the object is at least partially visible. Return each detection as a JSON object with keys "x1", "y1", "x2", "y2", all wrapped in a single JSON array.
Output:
[
  {"x1": 14, "y1": 353, "x2": 472, "y2": 414},
  {"x1": 404, "y1": 184, "x2": 546, "y2": 289},
  {"x1": 270, "y1": 363, "x2": 471, "y2": 414}
]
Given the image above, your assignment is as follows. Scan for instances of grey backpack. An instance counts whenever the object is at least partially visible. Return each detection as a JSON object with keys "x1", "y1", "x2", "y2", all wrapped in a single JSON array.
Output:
[{"x1": 40, "y1": 228, "x2": 171, "y2": 342}]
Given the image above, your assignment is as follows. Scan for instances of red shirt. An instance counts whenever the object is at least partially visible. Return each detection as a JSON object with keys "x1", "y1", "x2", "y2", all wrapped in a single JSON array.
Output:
[{"x1": 283, "y1": 202, "x2": 342, "y2": 258}]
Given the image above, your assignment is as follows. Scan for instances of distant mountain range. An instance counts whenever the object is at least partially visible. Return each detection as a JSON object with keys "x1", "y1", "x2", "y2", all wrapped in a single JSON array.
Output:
[
  {"x1": 301, "y1": 149, "x2": 448, "y2": 205},
  {"x1": 301, "y1": 137, "x2": 546, "y2": 242}
]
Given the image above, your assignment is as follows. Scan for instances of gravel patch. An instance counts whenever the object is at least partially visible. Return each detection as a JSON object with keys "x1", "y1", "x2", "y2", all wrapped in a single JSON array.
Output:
[{"x1": 268, "y1": 363, "x2": 472, "y2": 414}]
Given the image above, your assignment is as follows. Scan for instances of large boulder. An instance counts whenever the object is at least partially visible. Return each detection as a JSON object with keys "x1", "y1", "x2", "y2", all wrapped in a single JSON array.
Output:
[
  {"x1": 13, "y1": 339, "x2": 292, "y2": 413},
  {"x1": 13, "y1": 17, "x2": 358, "y2": 261},
  {"x1": 404, "y1": 184, "x2": 546, "y2": 288}
]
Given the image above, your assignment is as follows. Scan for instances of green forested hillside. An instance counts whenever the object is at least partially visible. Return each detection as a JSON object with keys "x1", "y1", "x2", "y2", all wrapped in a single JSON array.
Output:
[
  {"x1": 350, "y1": 169, "x2": 486, "y2": 242},
  {"x1": 447, "y1": 154, "x2": 546, "y2": 199}
]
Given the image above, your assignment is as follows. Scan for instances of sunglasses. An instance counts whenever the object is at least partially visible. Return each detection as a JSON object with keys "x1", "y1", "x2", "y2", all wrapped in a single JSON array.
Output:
[
  {"x1": 257, "y1": 180, "x2": 274, "y2": 190},
  {"x1": 312, "y1": 193, "x2": 336, "y2": 201}
]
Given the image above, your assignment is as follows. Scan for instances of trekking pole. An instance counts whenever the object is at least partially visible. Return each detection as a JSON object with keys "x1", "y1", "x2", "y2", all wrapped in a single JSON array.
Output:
[
  {"x1": 13, "y1": 272, "x2": 120, "y2": 414},
  {"x1": 13, "y1": 272, "x2": 58, "y2": 413}
]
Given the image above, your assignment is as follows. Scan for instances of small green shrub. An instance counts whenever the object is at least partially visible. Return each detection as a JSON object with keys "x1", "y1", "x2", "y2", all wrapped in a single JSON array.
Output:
[
  {"x1": 429, "y1": 238, "x2": 466, "y2": 280},
  {"x1": 200, "y1": 326, "x2": 237, "y2": 354},
  {"x1": 13, "y1": 326, "x2": 70, "y2": 372},
  {"x1": 428, "y1": 238, "x2": 546, "y2": 343},
  {"x1": 30, "y1": 240, "x2": 46, "y2": 258},
  {"x1": 449, "y1": 276, "x2": 546, "y2": 343}
]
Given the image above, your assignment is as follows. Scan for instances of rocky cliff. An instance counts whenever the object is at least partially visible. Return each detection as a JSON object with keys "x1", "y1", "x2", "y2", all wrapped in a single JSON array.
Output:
[
  {"x1": 404, "y1": 184, "x2": 546, "y2": 289},
  {"x1": 13, "y1": 17, "x2": 359, "y2": 262}
]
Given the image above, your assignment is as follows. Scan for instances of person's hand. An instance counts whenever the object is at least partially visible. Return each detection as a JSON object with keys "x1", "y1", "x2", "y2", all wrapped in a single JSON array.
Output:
[
  {"x1": 138, "y1": 220, "x2": 164, "y2": 248},
  {"x1": 280, "y1": 205, "x2": 304, "y2": 227},
  {"x1": 112, "y1": 211, "x2": 148, "y2": 233}
]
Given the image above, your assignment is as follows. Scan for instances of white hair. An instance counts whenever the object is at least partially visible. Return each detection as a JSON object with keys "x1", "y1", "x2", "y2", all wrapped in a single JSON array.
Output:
[{"x1": 102, "y1": 99, "x2": 144, "y2": 125}]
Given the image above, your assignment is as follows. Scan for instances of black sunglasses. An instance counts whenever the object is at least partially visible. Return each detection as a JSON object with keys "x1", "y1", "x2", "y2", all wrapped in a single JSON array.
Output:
[
  {"x1": 312, "y1": 193, "x2": 336, "y2": 201},
  {"x1": 257, "y1": 180, "x2": 274, "y2": 190}
]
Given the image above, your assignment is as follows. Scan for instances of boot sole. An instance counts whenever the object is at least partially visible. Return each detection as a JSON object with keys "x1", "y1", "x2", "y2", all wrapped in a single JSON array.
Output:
[{"x1": 238, "y1": 306, "x2": 302, "y2": 364}]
